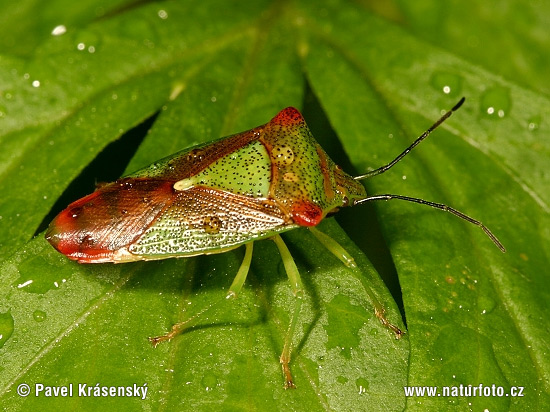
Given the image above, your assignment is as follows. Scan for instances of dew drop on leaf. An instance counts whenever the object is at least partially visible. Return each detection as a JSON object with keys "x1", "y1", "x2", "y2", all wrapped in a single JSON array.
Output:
[
  {"x1": 201, "y1": 372, "x2": 218, "y2": 391},
  {"x1": 430, "y1": 71, "x2": 463, "y2": 96},
  {"x1": 527, "y1": 115, "x2": 541, "y2": 132},
  {"x1": 51, "y1": 24, "x2": 67, "y2": 36},
  {"x1": 480, "y1": 86, "x2": 511, "y2": 119},
  {"x1": 14, "y1": 256, "x2": 72, "y2": 294},
  {"x1": 74, "y1": 29, "x2": 101, "y2": 53},
  {"x1": 356, "y1": 377, "x2": 369, "y2": 394},
  {"x1": 0, "y1": 311, "x2": 14, "y2": 348},
  {"x1": 33, "y1": 310, "x2": 47, "y2": 322},
  {"x1": 478, "y1": 295, "x2": 496, "y2": 315}
]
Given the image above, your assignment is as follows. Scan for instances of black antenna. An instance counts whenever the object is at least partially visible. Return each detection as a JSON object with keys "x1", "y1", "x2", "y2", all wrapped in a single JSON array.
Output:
[
  {"x1": 353, "y1": 97, "x2": 506, "y2": 253},
  {"x1": 355, "y1": 97, "x2": 465, "y2": 180},
  {"x1": 354, "y1": 194, "x2": 505, "y2": 252}
]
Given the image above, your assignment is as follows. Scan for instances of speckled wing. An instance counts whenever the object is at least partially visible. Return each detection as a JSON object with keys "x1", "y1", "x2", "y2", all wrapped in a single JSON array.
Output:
[{"x1": 128, "y1": 186, "x2": 296, "y2": 258}]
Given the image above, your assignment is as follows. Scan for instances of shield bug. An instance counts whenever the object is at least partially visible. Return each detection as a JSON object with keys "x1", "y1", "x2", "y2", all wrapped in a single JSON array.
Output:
[{"x1": 46, "y1": 97, "x2": 505, "y2": 388}]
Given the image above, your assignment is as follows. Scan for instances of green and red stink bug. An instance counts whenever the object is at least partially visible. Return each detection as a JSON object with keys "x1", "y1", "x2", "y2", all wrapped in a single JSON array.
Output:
[{"x1": 46, "y1": 97, "x2": 505, "y2": 388}]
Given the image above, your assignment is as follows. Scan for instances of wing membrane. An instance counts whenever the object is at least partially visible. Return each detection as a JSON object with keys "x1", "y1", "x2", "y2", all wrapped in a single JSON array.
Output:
[{"x1": 129, "y1": 186, "x2": 295, "y2": 258}]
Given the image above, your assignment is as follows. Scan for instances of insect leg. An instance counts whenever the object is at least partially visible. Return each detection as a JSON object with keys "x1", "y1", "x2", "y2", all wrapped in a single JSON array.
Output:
[
  {"x1": 149, "y1": 243, "x2": 255, "y2": 347},
  {"x1": 149, "y1": 300, "x2": 215, "y2": 348},
  {"x1": 272, "y1": 234, "x2": 304, "y2": 389},
  {"x1": 308, "y1": 226, "x2": 403, "y2": 338},
  {"x1": 227, "y1": 243, "x2": 254, "y2": 298}
]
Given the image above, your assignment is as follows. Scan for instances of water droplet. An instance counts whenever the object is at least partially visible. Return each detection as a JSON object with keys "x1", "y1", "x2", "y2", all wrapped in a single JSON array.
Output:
[
  {"x1": 480, "y1": 86, "x2": 510, "y2": 119},
  {"x1": 336, "y1": 375, "x2": 347, "y2": 384},
  {"x1": 324, "y1": 295, "x2": 362, "y2": 360},
  {"x1": 478, "y1": 295, "x2": 496, "y2": 315},
  {"x1": 33, "y1": 310, "x2": 47, "y2": 322},
  {"x1": 527, "y1": 115, "x2": 541, "y2": 132},
  {"x1": 0, "y1": 104, "x2": 7, "y2": 117},
  {"x1": 201, "y1": 373, "x2": 218, "y2": 391},
  {"x1": 51, "y1": 25, "x2": 67, "y2": 36},
  {"x1": 356, "y1": 377, "x2": 369, "y2": 394},
  {"x1": 0, "y1": 311, "x2": 15, "y2": 348},
  {"x1": 74, "y1": 29, "x2": 101, "y2": 53},
  {"x1": 14, "y1": 255, "x2": 72, "y2": 294},
  {"x1": 158, "y1": 9, "x2": 168, "y2": 19},
  {"x1": 32, "y1": 80, "x2": 40, "y2": 88},
  {"x1": 430, "y1": 72, "x2": 463, "y2": 96},
  {"x1": 272, "y1": 145, "x2": 294, "y2": 166}
]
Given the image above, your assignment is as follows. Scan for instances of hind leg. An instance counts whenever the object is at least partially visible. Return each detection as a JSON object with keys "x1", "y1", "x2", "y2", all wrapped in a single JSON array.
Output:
[
  {"x1": 272, "y1": 234, "x2": 304, "y2": 389},
  {"x1": 308, "y1": 227, "x2": 402, "y2": 338},
  {"x1": 149, "y1": 243, "x2": 255, "y2": 347}
]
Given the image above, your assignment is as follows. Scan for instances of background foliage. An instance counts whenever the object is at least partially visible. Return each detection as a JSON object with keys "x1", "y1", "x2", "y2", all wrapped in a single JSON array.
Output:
[{"x1": 0, "y1": 0, "x2": 548, "y2": 410}]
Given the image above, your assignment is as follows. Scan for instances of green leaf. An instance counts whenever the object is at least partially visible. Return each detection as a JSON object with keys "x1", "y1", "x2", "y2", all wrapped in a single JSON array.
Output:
[{"x1": 0, "y1": 0, "x2": 548, "y2": 411}]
